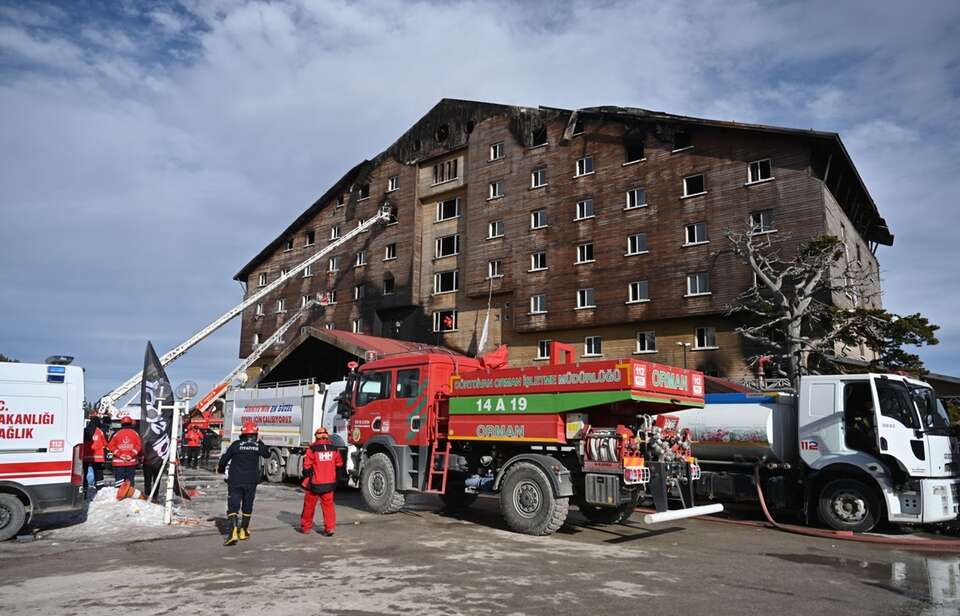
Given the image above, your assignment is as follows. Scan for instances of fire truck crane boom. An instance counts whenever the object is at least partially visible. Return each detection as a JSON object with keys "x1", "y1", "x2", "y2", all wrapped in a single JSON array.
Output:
[{"x1": 102, "y1": 205, "x2": 392, "y2": 409}]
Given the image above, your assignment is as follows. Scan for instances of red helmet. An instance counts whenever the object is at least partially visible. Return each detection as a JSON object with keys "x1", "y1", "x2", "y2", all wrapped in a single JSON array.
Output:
[
  {"x1": 241, "y1": 420, "x2": 258, "y2": 435},
  {"x1": 120, "y1": 416, "x2": 133, "y2": 426}
]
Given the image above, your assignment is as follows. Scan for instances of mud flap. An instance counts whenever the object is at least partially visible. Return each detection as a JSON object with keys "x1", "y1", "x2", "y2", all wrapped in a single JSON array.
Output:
[{"x1": 649, "y1": 462, "x2": 669, "y2": 513}]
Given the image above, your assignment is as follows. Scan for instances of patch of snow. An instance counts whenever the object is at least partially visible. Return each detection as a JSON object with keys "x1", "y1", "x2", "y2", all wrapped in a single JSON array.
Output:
[{"x1": 50, "y1": 487, "x2": 205, "y2": 541}]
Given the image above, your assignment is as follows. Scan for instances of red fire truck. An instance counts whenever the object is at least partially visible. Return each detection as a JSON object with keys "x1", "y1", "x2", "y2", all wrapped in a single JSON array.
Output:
[{"x1": 343, "y1": 342, "x2": 721, "y2": 535}]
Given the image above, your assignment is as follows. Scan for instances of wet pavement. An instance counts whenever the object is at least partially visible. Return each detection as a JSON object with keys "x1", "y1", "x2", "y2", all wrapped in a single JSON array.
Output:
[{"x1": 1, "y1": 465, "x2": 958, "y2": 615}]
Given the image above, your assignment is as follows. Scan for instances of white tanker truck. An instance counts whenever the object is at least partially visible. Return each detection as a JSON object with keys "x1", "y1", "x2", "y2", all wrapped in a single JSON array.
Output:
[{"x1": 674, "y1": 373, "x2": 959, "y2": 532}]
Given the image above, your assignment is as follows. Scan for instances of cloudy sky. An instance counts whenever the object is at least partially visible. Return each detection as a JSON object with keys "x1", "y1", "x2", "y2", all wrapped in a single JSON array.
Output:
[{"x1": 1, "y1": 0, "x2": 958, "y2": 401}]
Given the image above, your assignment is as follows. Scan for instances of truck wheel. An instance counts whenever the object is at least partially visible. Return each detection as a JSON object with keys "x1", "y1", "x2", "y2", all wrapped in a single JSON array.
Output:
[
  {"x1": 579, "y1": 503, "x2": 636, "y2": 525},
  {"x1": 499, "y1": 462, "x2": 569, "y2": 535},
  {"x1": 265, "y1": 449, "x2": 285, "y2": 483},
  {"x1": 817, "y1": 478, "x2": 880, "y2": 533},
  {"x1": 361, "y1": 453, "x2": 405, "y2": 514},
  {"x1": 0, "y1": 494, "x2": 27, "y2": 541},
  {"x1": 440, "y1": 486, "x2": 479, "y2": 512}
]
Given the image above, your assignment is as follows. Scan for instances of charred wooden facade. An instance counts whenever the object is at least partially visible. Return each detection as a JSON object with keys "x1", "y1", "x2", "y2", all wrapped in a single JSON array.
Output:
[{"x1": 233, "y1": 99, "x2": 892, "y2": 380}]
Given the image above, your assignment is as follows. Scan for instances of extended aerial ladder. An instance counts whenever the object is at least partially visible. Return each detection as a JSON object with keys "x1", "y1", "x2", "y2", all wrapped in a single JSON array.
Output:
[
  {"x1": 192, "y1": 298, "x2": 318, "y2": 414},
  {"x1": 101, "y1": 205, "x2": 392, "y2": 411}
]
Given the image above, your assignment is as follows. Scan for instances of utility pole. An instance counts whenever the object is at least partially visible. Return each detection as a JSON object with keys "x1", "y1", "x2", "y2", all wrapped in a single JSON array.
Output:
[{"x1": 676, "y1": 341, "x2": 691, "y2": 369}]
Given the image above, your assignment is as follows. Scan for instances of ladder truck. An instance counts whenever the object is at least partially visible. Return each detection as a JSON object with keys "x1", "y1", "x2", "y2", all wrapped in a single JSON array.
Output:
[
  {"x1": 99, "y1": 206, "x2": 393, "y2": 412},
  {"x1": 341, "y1": 342, "x2": 722, "y2": 536},
  {"x1": 192, "y1": 298, "x2": 321, "y2": 415}
]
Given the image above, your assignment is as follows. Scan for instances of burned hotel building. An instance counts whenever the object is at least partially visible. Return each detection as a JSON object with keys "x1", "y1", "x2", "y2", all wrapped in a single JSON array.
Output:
[{"x1": 233, "y1": 99, "x2": 892, "y2": 383}]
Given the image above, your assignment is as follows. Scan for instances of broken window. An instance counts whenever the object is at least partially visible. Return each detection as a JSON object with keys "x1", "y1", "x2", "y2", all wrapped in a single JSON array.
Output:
[
  {"x1": 624, "y1": 133, "x2": 645, "y2": 163},
  {"x1": 436, "y1": 198, "x2": 460, "y2": 221},
  {"x1": 748, "y1": 159, "x2": 773, "y2": 183},
  {"x1": 433, "y1": 309, "x2": 458, "y2": 332},
  {"x1": 284, "y1": 238, "x2": 294, "y2": 251},
  {"x1": 673, "y1": 129, "x2": 692, "y2": 150},
  {"x1": 531, "y1": 126, "x2": 548, "y2": 147},
  {"x1": 572, "y1": 117, "x2": 585, "y2": 135},
  {"x1": 432, "y1": 159, "x2": 459, "y2": 185},
  {"x1": 305, "y1": 230, "x2": 315, "y2": 246},
  {"x1": 683, "y1": 174, "x2": 705, "y2": 197},
  {"x1": 695, "y1": 327, "x2": 717, "y2": 349},
  {"x1": 383, "y1": 273, "x2": 395, "y2": 295},
  {"x1": 749, "y1": 209, "x2": 776, "y2": 234},
  {"x1": 433, "y1": 270, "x2": 459, "y2": 294},
  {"x1": 358, "y1": 184, "x2": 370, "y2": 200},
  {"x1": 435, "y1": 234, "x2": 460, "y2": 258},
  {"x1": 636, "y1": 331, "x2": 656, "y2": 353}
]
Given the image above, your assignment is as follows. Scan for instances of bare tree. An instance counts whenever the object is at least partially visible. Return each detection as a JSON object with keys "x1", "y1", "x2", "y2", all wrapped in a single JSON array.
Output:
[{"x1": 725, "y1": 228, "x2": 890, "y2": 386}]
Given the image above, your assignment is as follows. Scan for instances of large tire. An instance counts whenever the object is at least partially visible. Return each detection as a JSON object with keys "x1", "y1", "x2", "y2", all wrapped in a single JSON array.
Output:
[
  {"x1": 265, "y1": 449, "x2": 285, "y2": 483},
  {"x1": 499, "y1": 462, "x2": 569, "y2": 535},
  {"x1": 579, "y1": 502, "x2": 636, "y2": 525},
  {"x1": 361, "y1": 453, "x2": 405, "y2": 514},
  {"x1": 440, "y1": 485, "x2": 479, "y2": 512},
  {"x1": 817, "y1": 478, "x2": 881, "y2": 533},
  {"x1": 0, "y1": 493, "x2": 27, "y2": 541}
]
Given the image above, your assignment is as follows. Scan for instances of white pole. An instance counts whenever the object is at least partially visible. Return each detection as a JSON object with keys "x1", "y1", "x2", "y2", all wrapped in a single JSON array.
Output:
[{"x1": 163, "y1": 400, "x2": 183, "y2": 524}]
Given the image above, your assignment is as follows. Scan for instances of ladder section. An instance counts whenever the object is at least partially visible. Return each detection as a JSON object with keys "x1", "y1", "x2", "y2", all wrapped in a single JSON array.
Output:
[{"x1": 423, "y1": 440, "x2": 451, "y2": 494}]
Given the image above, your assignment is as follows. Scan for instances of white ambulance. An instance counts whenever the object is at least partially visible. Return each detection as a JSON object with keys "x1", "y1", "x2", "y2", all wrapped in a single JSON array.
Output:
[{"x1": 0, "y1": 359, "x2": 85, "y2": 540}]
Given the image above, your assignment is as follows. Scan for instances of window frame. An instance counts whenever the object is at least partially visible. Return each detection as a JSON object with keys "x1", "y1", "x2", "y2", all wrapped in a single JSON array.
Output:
[
  {"x1": 489, "y1": 142, "x2": 504, "y2": 161},
  {"x1": 626, "y1": 233, "x2": 649, "y2": 256},
  {"x1": 576, "y1": 287, "x2": 596, "y2": 309},
  {"x1": 488, "y1": 180, "x2": 504, "y2": 200},
  {"x1": 354, "y1": 250, "x2": 367, "y2": 267},
  {"x1": 330, "y1": 225, "x2": 341, "y2": 241},
  {"x1": 627, "y1": 280, "x2": 650, "y2": 304},
  {"x1": 328, "y1": 255, "x2": 340, "y2": 272},
  {"x1": 684, "y1": 222, "x2": 709, "y2": 246},
  {"x1": 530, "y1": 208, "x2": 548, "y2": 230},
  {"x1": 435, "y1": 233, "x2": 460, "y2": 259},
  {"x1": 384, "y1": 243, "x2": 397, "y2": 261},
  {"x1": 257, "y1": 273, "x2": 267, "y2": 287},
  {"x1": 276, "y1": 298, "x2": 287, "y2": 313},
  {"x1": 487, "y1": 219, "x2": 505, "y2": 239},
  {"x1": 575, "y1": 155, "x2": 594, "y2": 177},
  {"x1": 530, "y1": 251, "x2": 548, "y2": 272},
  {"x1": 749, "y1": 209, "x2": 777, "y2": 235},
  {"x1": 487, "y1": 259, "x2": 503, "y2": 279},
  {"x1": 694, "y1": 326, "x2": 718, "y2": 350},
  {"x1": 536, "y1": 340, "x2": 551, "y2": 361},
  {"x1": 530, "y1": 294, "x2": 547, "y2": 314},
  {"x1": 432, "y1": 309, "x2": 458, "y2": 332},
  {"x1": 303, "y1": 264, "x2": 313, "y2": 278},
  {"x1": 747, "y1": 159, "x2": 774, "y2": 185},
  {"x1": 686, "y1": 271, "x2": 711, "y2": 297},
  {"x1": 531, "y1": 167, "x2": 547, "y2": 189},
  {"x1": 305, "y1": 230, "x2": 316, "y2": 246},
  {"x1": 635, "y1": 331, "x2": 657, "y2": 354},
  {"x1": 576, "y1": 242, "x2": 595, "y2": 264},
  {"x1": 436, "y1": 198, "x2": 461, "y2": 222},
  {"x1": 625, "y1": 187, "x2": 647, "y2": 210},
  {"x1": 574, "y1": 198, "x2": 595, "y2": 221},
  {"x1": 433, "y1": 270, "x2": 459, "y2": 295},
  {"x1": 584, "y1": 335, "x2": 603, "y2": 357},
  {"x1": 387, "y1": 175, "x2": 399, "y2": 192},
  {"x1": 682, "y1": 174, "x2": 706, "y2": 198}
]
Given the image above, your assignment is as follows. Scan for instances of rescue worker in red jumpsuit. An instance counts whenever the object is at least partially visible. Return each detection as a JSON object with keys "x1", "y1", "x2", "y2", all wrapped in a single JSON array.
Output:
[
  {"x1": 183, "y1": 424, "x2": 203, "y2": 468},
  {"x1": 298, "y1": 427, "x2": 343, "y2": 536},
  {"x1": 217, "y1": 420, "x2": 270, "y2": 546},
  {"x1": 83, "y1": 411, "x2": 108, "y2": 489},
  {"x1": 108, "y1": 416, "x2": 142, "y2": 491}
]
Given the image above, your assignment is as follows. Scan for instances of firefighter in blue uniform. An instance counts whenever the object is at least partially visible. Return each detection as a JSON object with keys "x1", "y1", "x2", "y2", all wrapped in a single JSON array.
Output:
[{"x1": 217, "y1": 420, "x2": 270, "y2": 546}]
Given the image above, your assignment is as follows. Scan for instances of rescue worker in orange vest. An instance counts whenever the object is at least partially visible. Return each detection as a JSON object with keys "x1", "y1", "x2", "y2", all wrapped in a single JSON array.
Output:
[
  {"x1": 83, "y1": 411, "x2": 108, "y2": 489},
  {"x1": 217, "y1": 420, "x2": 270, "y2": 546},
  {"x1": 183, "y1": 424, "x2": 203, "y2": 468},
  {"x1": 108, "y1": 416, "x2": 141, "y2": 490},
  {"x1": 298, "y1": 427, "x2": 343, "y2": 536}
]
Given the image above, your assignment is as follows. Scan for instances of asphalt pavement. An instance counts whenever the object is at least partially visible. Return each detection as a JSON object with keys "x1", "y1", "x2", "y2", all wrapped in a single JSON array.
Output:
[{"x1": 1, "y1": 465, "x2": 958, "y2": 615}]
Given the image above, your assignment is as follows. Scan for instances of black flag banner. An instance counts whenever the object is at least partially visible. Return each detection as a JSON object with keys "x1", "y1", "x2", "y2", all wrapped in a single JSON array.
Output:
[{"x1": 140, "y1": 341, "x2": 175, "y2": 468}]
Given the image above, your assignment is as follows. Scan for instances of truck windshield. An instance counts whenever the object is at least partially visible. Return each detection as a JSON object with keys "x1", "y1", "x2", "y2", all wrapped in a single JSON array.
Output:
[
  {"x1": 874, "y1": 378, "x2": 920, "y2": 429},
  {"x1": 909, "y1": 385, "x2": 952, "y2": 431}
]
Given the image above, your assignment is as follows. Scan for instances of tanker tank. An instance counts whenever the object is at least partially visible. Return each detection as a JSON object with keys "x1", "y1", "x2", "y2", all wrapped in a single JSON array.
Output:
[{"x1": 672, "y1": 393, "x2": 798, "y2": 464}]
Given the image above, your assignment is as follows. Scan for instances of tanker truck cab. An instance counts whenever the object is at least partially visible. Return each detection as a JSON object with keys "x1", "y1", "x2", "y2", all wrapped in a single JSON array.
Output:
[{"x1": 799, "y1": 373, "x2": 960, "y2": 529}]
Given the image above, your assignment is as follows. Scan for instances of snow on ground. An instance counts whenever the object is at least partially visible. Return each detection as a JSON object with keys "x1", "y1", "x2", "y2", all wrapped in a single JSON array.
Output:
[{"x1": 50, "y1": 487, "x2": 208, "y2": 542}]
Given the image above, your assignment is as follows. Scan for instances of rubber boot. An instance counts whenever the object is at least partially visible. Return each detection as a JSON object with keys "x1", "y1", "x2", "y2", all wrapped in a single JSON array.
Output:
[
  {"x1": 224, "y1": 513, "x2": 239, "y2": 546},
  {"x1": 239, "y1": 514, "x2": 251, "y2": 540}
]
